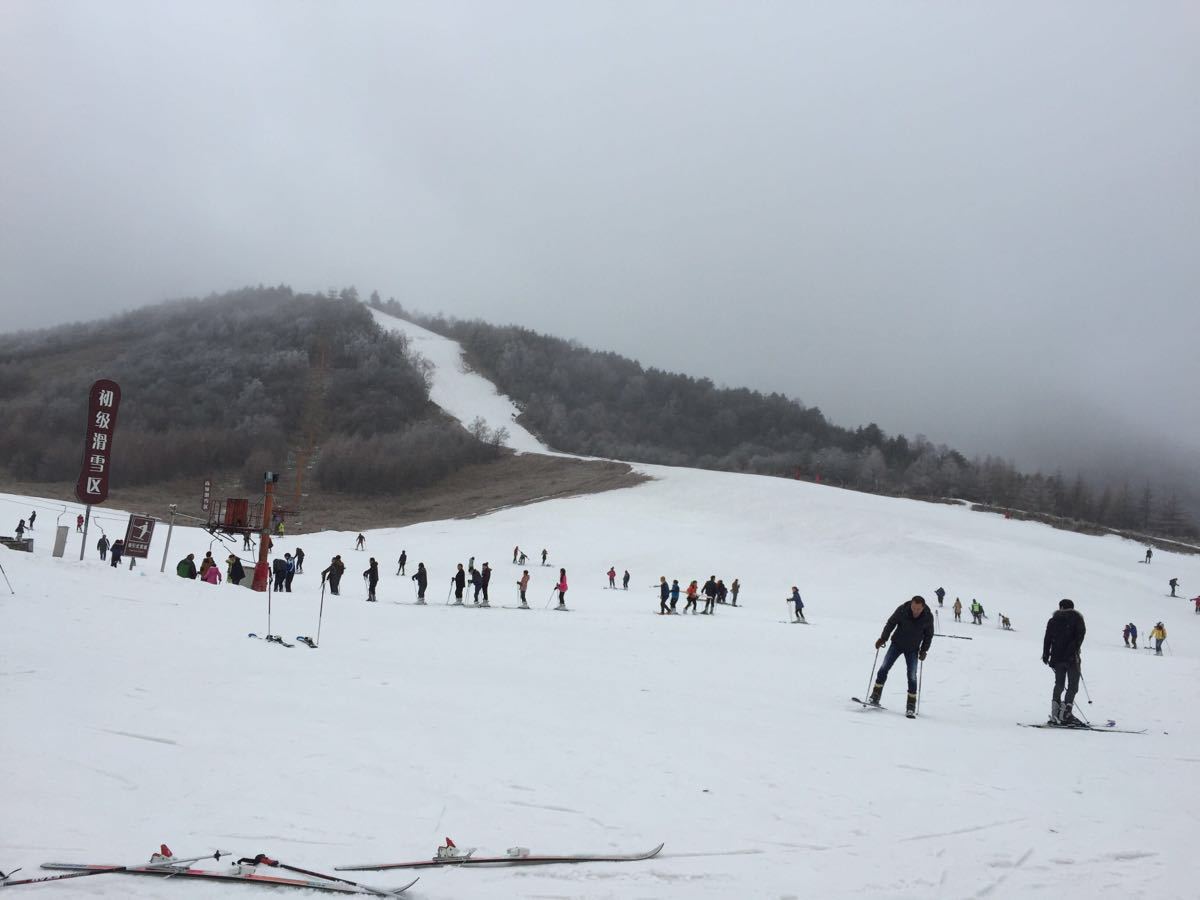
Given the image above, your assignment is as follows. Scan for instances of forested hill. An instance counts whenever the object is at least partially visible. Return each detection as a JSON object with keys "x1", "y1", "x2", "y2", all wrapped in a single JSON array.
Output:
[
  {"x1": 378, "y1": 299, "x2": 1197, "y2": 542},
  {"x1": 0, "y1": 287, "x2": 502, "y2": 494}
]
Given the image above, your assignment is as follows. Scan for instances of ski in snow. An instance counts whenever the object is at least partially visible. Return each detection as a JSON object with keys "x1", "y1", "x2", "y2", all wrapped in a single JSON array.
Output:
[
  {"x1": 39, "y1": 862, "x2": 417, "y2": 895},
  {"x1": 3, "y1": 849, "x2": 228, "y2": 888},
  {"x1": 850, "y1": 697, "x2": 887, "y2": 711},
  {"x1": 248, "y1": 633, "x2": 294, "y2": 647},
  {"x1": 1018, "y1": 722, "x2": 1146, "y2": 735},
  {"x1": 297, "y1": 636, "x2": 318, "y2": 648},
  {"x1": 336, "y1": 842, "x2": 664, "y2": 871},
  {"x1": 933, "y1": 633, "x2": 974, "y2": 640}
]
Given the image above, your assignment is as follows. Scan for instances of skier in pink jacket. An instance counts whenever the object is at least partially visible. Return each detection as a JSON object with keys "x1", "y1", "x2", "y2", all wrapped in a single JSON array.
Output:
[{"x1": 556, "y1": 569, "x2": 568, "y2": 609}]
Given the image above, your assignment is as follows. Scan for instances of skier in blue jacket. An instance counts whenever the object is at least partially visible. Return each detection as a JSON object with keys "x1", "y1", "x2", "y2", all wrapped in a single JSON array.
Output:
[{"x1": 789, "y1": 587, "x2": 806, "y2": 622}]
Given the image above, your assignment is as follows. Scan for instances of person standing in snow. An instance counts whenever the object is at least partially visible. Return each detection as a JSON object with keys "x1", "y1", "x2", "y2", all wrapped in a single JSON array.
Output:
[
  {"x1": 284, "y1": 553, "x2": 296, "y2": 591},
  {"x1": 202, "y1": 563, "x2": 222, "y2": 584},
  {"x1": 109, "y1": 538, "x2": 124, "y2": 567},
  {"x1": 669, "y1": 579, "x2": 681, "y2": 613},
  {"x1": 684, "y1": 580, "x2": 699, "y2": 614},
  {"x1": 228, "y1": 554, "x2": 246, "y2": 586},
  {"x1": 701, "y1": 576, "x2": 718, "y2": 615},
  {"x1": 322, "y1": 555, "x2": 345, "y2": 596},
  {"x1": 1149, "y1": 622, "x2": 1167, "y2": 655},
  {"x1": 658, "y1": 577, "x2": 670, "y2": 614},
  {"x1": 716, "y1": 579, "x2": 727, "y2": 604},
  {"x1": 555, "y1": 568, "x2": 569, "y2": 608},
  {"x1": 970, "y1": 599, "x2": 984, "y2": 624},
  {"x1": 412, "y1": 562, "x2": 428, "y2": 603},
  {"x1": 294, "y1": 547, "x2": 305, "y2": 574},
  {"x1": 1128, "y1": 622, "x2": 1138, "y2": 648},
  {"x1": 469, "y1": 565, "x2": 483, "y2": 604},
  {"x1": 97, "y1": 534, "x2": 109, "y2": 561},
  {"x1": 869, "y1": 595, "x2": 934, "y2": 717},
  {"x1": 15, "y1": 519, "x2": 26, "y2": 539},
  {"x1": 1144, "y1": 547, "x2": 1153, "y2": 564},
  {"x1": 397, "y1": 550, "x2": 407, "y2": 576},
  {"x1": 730, "y1": 578, "x2": 740, "y2": 606},
  {"x1": 1193, "y1": 596, "x2": 1200, "y2": 615},
  {"x1": 513, "y1": 545, "x2": 519, "y2": 564},
  {"x1": 1122, "y1": 623, "x2": 1131, "y2": 647},
  {"x1": 480, "y1": 562, "x2": 492, "y2": 605},
  {"x1": 953, "y1": 597, "x2": 962, "y2": 622},
  {"x1": 607, "y1": 567, "x2": 617, "y2": 589},
  {"x1": 272, "y1": 555, "x2": 287, "y2": 592},
  {"x1": 451, "y1": 563, "x2": 466, "y2": 604},
  {"x1": 623, "y1": 570, "x2": 630, "y2": 590},
  {"x1": 935, "y1": 586, "x2": 945, "y2": 607},
  {"x1": 355, "y1": 533, "x2": 366, "y2": 551},
  {"x1": 176, "y1": 553, "x2": 198, "y2": 579},
  {"x1": 789, "y1": 587, "x2": 806, "y2": 622},
  {"x1": 364, "y1": 558, "x2": 379, "y2": 601},
  {"x1": 199, "y1": 551, "x2": 215, "y2": 579},
  {"x1": 1168, "y1": 578, "x2": 1179, "y2": 597},
  {"x1": 517, "y1": 569, "x2": 530, "y2": 607},
  {"x1": 1042, "y1": 598, "x2": 1086, "y2": 725},
  {"x1": 27, "y1": 510, "x2": 35, "y2": 530},
  {"x1": 76, "y1": 513, "x2": 84, "y2": 533},
  {"x1": 518, "y1": 549, "x2": 528, "y2": 565},
  {"x1": 541, "y1": 548, "x2": 548, "y2": 566}
]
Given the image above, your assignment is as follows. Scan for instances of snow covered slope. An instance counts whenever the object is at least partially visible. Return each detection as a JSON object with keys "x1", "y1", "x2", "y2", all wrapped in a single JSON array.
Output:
[
  {"x1": 369, "y1": 307, "x2": 552, "y2": 454},
  {"x1": 2, "y1": 322, "x2": 1198, "y2": 899}
]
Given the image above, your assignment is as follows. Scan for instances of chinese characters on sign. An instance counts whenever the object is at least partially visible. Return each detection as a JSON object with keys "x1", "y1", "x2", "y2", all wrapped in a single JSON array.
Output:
[
  {"x1": 202, "y1": 478, "x2": 212, "y2": 512},
  {"x1": 122, "y1": 514, "x2": 155, "y2": 559},
  {"x1": 74, "y1": 379, "x2": 121, "y2": 505}
]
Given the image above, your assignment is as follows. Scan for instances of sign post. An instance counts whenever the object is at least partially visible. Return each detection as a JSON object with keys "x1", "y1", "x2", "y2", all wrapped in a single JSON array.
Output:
[{"x1": 75, "y1": 379, "x2": 121, "y2": 561}]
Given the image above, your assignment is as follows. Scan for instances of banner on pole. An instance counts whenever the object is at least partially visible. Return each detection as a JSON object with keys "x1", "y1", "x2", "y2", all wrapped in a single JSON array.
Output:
[
  {"x1": 74, "y1": 379, "x2": 121, "y2": 505},
  {"x1": 122, "y1": 514, "x2": 156, "y2": 559},
  {"x1": 201, "y1": 478, "x2": 212, "y2": 511}
]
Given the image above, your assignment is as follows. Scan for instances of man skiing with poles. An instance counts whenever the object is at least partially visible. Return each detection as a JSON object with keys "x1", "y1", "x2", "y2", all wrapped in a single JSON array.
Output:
[
  {"x1": 866, "y1": 595, "x2": 934, "y2": 718},
  {"x1": 1042, "y1": 598, "x2": 1086, "y2": 725}
]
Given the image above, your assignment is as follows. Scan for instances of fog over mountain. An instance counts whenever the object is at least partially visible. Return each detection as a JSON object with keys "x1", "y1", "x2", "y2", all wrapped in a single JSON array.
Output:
[{"x1": 2, "y1": 2, "x2": 1196, "y2": 497}]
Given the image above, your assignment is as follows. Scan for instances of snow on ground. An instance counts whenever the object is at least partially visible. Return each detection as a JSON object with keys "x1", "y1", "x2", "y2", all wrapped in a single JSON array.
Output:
[
  {"x1": 3, "y1": 325, "x2": 1199, "y2": 899},
  {"x1": 369, "y1": 307, "x2": 552, "y2": 454}
]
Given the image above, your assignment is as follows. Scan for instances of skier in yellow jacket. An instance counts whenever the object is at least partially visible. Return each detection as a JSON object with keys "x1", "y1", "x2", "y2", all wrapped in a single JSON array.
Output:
[{"x1": 1149, "y1": 622, "x2": 1167, "y2": 655}]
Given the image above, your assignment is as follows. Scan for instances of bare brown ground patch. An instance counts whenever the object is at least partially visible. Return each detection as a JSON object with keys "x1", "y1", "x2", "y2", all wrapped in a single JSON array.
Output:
[{"x1": 0, "y1": 453, "x2": 647, "y2": 534}]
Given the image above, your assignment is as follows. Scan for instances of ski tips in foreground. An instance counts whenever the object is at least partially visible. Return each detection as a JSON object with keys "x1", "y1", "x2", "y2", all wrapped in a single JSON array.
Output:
[
  {"x1": 335, "y1": 840, "x2": 665, "y2": 871},
  {"x1": 27, "y1": 847, "x2": 417, "y2": 895},
  {"x1": 1017, "y1": 722, "x2": 1147, "y2": 735}
]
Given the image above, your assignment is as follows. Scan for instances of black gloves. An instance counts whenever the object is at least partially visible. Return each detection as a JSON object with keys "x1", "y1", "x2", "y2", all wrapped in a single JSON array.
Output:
[
  {"x1": 1042, "y1": 656, "x2": 1050, "y2": 666},
  {"x1": 875, "y1": 638, "x2": 887, "y2": 650},
  {"x1": 918, "y1": 650, "x2": 927, "y2": 661}
]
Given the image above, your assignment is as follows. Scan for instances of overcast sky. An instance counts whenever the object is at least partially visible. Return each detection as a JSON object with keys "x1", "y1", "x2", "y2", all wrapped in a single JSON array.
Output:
[{"x1": 2, "y1": 1, "x2": 1197, "y2": 482}]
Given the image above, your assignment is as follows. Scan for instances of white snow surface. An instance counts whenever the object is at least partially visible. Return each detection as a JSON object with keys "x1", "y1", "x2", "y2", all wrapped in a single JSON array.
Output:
[
  {"x1": 3, "y1": 325, "x2": 1199, "y2": 898},
  {"x1": 369, "y1": 307, "x2": 552, "y2": 454}
]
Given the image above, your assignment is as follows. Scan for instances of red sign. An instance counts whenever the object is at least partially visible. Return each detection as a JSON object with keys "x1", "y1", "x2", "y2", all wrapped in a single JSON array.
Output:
[
  {"x1": 74, "y1": 379, "x2": 121, "y2": 505},
  {"x1": 201, "y1": 478, "x2": 212, "y2": 512},
  {"x1": 123, "y1": 514, "x2": 156, "y2": 558}
]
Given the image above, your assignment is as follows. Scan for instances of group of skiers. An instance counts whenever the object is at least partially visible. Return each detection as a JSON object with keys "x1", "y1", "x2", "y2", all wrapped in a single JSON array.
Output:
[{"x1": 655, "y1": 576, "x2": 741, "y2": 615}]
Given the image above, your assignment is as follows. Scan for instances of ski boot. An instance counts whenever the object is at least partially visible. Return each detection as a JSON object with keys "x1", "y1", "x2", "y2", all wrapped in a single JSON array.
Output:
[
  {"x1": 520, "y1": 602, "x2": 529, "y2": 609},
  {"x1": 1059, "y1": 703, "x2": 1084, "y2": 727},
  {"x1": 906, "y1": 692, "x2": 918, "y2": 719},
  {"x1": 1048, "y1": 701, "x2": 1062, "y2": 725},
  {"x1": 867, "y1": 684, "x2": 883, "y2": 707},
  {"x1": 416, "y1": 598, "x2": 427, "y2": 605}
]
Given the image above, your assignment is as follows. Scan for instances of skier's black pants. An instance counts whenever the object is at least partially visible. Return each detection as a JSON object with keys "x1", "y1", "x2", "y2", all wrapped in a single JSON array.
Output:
[
  {"x1": 876, "y1": 645, "x2": 919, "y2": 694},
  {"x1": 284, "y1": 573, "x2": 294, "y2": 592},
  {"x1": 1052, "y1": 661, "x2": 1080, "y2": 706},
  {"x1": 273, "y1": 573, "x2": 285, "y2": 592},
  {"x1": 660, "y1": 598, "x2": 669, "y2": 614}
]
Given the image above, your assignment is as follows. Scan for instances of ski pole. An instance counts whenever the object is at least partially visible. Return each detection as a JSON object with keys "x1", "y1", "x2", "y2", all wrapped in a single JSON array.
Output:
[
  {"x1": 864, "y1": 646, "x2": 880, "y2": 702},
  {"x1": 0, "y1": 561, "x2": 13, "y2": 595},
  {"x1": 1080, "y1": 673, "x2": 1092, "y2": 705},
  {"x1": 241, "y1": 855, "x2": 402, "y2": 899},
  {"x1": 315, "y1": 581, "x2": 326, "y2": 647},
  {"x1": 545, "y1": 586, "x2": 557, "y2": 609},
  {"x1": 445, "y1": 582, "x2": 453, "y2": 605},
  {"x1": 916, "y1": 658, "x2": 924, "y2": 716}
]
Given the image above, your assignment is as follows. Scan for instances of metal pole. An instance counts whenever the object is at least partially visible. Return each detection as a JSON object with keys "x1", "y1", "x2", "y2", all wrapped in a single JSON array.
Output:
[
  {"x1": 159, "y1": 505, "x2": 177, "y2": 573},
  {"x1": 78, "y1": 505, "x2": 91, "y2": 561}
]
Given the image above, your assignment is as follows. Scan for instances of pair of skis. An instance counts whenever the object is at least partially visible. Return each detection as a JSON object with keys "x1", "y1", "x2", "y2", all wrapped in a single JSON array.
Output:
[
  {"x1": 336, "y1": 840, "x2": 664, "y2": 871},
  {"x1": 1018, "y1": 722, "x2": 1146, "y2": 735},
  {"x1": 10, "y1": 847, "x2": 416, "y2": 895},
  {"x1": 248, "y1": 633, "x2": 294, "y2": 647},
  {"x1": 851, "y1": 697, "x2": 916, "y2": 719}
]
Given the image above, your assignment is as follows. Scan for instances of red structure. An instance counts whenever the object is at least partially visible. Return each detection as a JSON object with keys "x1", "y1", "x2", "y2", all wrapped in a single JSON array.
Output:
[{"x1": 251, "y1": 474, "x2": 279, "y2": 592}]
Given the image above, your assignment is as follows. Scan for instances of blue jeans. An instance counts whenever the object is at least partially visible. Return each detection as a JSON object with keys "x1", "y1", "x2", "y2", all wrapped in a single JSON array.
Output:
[{"x1": 877, "y1": 645, "x2": 919, "y2": 693}]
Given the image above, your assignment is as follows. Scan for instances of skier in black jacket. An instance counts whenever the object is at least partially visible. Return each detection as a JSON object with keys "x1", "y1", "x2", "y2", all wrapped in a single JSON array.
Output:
[
  {"x1": 451, "y1": 564, "x2": 466, "y2": 604},
  {"x1": 869, "y1": 596, "x2": 934, "y2": 716},
  {"x1": 363, "y1": 558, "x2": 379, "y2": 601},
  {"x1": 480, "y1": 562, "x2": 492, "y2": 605},
  {"x1": 1042, "y1": 598, "x2": 1086, "y2": 725},
  {"x1": 411, "y1": 562, "x2": 428, "y2": 603}
]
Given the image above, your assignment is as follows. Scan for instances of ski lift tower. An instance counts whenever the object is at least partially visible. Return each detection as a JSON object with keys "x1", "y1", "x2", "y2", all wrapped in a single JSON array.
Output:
[
  {"x1": 203, "y1": 472, "x2": 282, "y2": 592},
  {"x1": 251, "y1": 472, "x2": 279, "y2": 592}
]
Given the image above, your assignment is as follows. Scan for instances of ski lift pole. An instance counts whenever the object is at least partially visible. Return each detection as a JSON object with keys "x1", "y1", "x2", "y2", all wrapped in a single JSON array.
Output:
[
  {"x1": 159, "y1": 504, "x2": 177, "y2": 573},
  {"x1": 78, "y1": 505, "x2": 91, "y2": 561}
]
